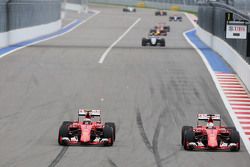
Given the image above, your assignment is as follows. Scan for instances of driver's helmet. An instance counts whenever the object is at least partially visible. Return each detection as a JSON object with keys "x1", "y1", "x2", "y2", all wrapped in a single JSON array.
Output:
[
  {"x1": 207, "y1": 122, "x2": 214, "y2": 129},
  {"x1": 150, "y1": 32, "x2": 155, "y2": 36},
  {"x1": 83, "y1": 118, "x2": 92, "y2": 125}
]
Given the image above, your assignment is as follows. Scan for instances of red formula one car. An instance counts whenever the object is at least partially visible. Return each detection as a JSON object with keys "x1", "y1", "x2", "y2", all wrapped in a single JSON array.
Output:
[
  {"x1": 182, "y1": 114, "x2": 240, "y2": 151},
  {"x1": 58, "y1": 109, "x2": 115, "y2": 146}
]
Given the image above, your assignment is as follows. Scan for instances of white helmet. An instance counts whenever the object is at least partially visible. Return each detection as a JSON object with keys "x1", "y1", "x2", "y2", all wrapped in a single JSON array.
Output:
[
  {"x1": 207, "y1": 122, "x2": 214, "y2": 129},
  {"x1": 83, "y1": 118, "x2": 92, "y2": 125}
]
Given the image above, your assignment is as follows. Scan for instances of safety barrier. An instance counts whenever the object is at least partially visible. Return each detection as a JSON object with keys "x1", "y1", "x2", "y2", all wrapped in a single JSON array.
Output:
[
  {"x1": 0, "y1": 0, "x2": 62, "y2": 48},
  {"x1": 0, "y1": 2, "x2": 7, "y2": 47},
  {"x1": 88, "y1": 0, "x2": 198, "y2": 12},
  {"x1": 198, "y1": 2, "x2": 249, "y2": 63},
  {"x1": 197, "y1": 2, "x2": 250, "y2": 91}
]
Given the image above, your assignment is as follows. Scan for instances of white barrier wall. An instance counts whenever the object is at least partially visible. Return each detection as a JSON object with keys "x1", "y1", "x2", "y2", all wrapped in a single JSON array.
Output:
[
  {"x1": 0, "y1": 2, "x2": 86, "y2": 49},
  {"x1": 8, "y1": 20, "x2": 61, "y2": 45},
  {"x1": 0, "y1": 32, "x2": 8, "y2": 48},
  {"x1": 64, "y1": 3, "x2": 83, "y2": 13},
  {"x1": 196, "y1": 26, "x2": 250, "y2": 91}
]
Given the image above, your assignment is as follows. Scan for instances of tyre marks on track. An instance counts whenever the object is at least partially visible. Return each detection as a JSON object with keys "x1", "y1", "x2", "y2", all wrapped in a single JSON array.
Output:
[
  {"x1": 136, "y1": 109, "x2": 164, "y2": 167},
  {"x1": 136, "y1": 110, "x2": 153, "y2": 153},
  {"x1": 48, "y1": 147, "x2": 68, "y2": 167},
  {"x1": 107, "y1": 158, "x2": 119, "y2": 167}
]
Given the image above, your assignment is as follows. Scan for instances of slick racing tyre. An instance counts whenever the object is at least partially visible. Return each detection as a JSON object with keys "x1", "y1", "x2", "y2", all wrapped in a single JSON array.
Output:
[
  {"x1": 230, "y1": 129, "x2": 240, "y2": 151},
  {"x1": 105, "y1": 122, "x2": 116, "y2": 141},
  {"x1": 181, "y1": 126, "x2": 193, "y2": 146},
  {"x1": 62, "y1": 121, "x2": 72, "y2": 126},
  {"x1": 160, "y1": 39, "x2": 165, "y2": 47},
  {"x1": 103, "y1": 126, "x2": 114, "y2": 146},
  {"x1": 58, "y1": 123, "x2": 70, "y2": 146},
  {"x1": 184, "y1": 128, "x2": 195, "y2": 150}
]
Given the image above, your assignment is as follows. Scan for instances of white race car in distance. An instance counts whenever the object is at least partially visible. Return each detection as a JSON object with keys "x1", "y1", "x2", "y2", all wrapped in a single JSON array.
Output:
[
  {"x1": 123, "y1": 7, "x2": 136, "y2": 12},
  {"x1": 141, "y1": 36, "x2": 165, "y2": 47}
]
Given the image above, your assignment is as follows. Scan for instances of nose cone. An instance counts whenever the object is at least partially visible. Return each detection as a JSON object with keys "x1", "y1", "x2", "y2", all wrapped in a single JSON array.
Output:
[
  {"x1": 80, "y1": 126, "x2": 91, "y2": 143},
  {"x1": 206, "y1": 129, "x2": 218, "y2": 148},
  {"x1": 207, "y1": 134, "x2": 218, "y2": 148},
  {"x1": 151, "y1": 38, "x2": 157, "y2": 44}
]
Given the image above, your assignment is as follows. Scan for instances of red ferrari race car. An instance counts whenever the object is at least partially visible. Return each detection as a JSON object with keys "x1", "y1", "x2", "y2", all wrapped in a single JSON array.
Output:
[
  {"x1": 182, "y1": 114, "x2": 240, "y2": 151},
  {"x1": 58, "y1": 109, "x2": 115, "y2": 146}
]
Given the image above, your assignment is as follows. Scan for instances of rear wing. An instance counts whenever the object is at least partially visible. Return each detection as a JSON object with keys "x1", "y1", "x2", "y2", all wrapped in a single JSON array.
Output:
[
  {"x1": 78, "y1": 109, "x2": 101, "y2": 117},
  {"x1": 198, "y1": 114, "x2": 221, "y2": 121},
  {"x1": 197, "y1": 114, "x2": 221, "y2": 126}
]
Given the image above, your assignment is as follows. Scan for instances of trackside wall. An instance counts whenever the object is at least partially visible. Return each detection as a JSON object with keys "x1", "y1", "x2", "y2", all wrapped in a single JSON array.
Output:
[{"x1": 197, "y1": 2, "x2": 250, "y2": 91}]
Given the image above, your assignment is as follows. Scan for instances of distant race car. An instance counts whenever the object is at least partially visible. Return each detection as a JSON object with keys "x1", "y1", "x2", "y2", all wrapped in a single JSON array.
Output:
[
  {"x1": 155, "y1": 23, "x2": 170, "y2": 32},
  {"x1": 149, "y1": 23, "x2": 170, "y2": 36},
  {"x1": 182, "y1": 114, "x2": 240, "y2": 151},
  {"x1": 169, "y1": 15, "x2": 182, "y2": 21},
  {"x1": 142, "y1": 36, "x2": 165, "y2": 47},
  {"x1": 123, "y1": 7, "x2": 136, "y2": 12},
  {"x1": 58, "y1": 109, "x2": 115, "y2": 146},
  {"x1": 155, "y1": 10, "x2": 167, "y2": 16},
  {"x1": 149, "y1": 28, "x2": 167, "y2": 36}
]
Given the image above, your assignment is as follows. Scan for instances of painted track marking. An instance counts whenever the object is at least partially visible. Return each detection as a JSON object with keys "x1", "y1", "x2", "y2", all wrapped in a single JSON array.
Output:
[{"x1": 98, "y1": 18, "x2": 141, "y2": 64}]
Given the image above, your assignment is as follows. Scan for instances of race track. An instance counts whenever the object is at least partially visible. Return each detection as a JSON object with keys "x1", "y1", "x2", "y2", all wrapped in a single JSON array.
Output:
[{"x1": 0, "y1": 4, "x2": 249, "y2": 167}]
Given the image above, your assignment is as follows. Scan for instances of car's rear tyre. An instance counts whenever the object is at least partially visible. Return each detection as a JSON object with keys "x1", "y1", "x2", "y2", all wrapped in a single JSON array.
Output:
[
  {"x1": 184, "y1": 128, "x2": 195, "y2": 150},
  {"x1": 105, "y1": 122, "x2": 116, "y2": 141},
  {"x1": 103, "y1": 126, "x2": 114, "y2": 146},
  {"x1": 230, "y1": 129, "x2": 240, "y2": 151},
  {"x1": 181, "y1": 126, "x2": 193, "y2": 146},
  {"x1": 58, "y1": 123, "x2": 70, "y2": 146}
]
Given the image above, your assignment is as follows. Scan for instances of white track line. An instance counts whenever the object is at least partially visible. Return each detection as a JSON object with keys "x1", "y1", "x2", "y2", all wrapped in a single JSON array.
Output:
[{"x1": 98, "y1": 18, "x2": 141, "y2": 64}]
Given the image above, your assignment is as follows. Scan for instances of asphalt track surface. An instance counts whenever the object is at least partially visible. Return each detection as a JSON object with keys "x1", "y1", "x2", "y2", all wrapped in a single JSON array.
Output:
[{"x1": 0, "y1": 4, "x2": 250, "y2": 167}]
